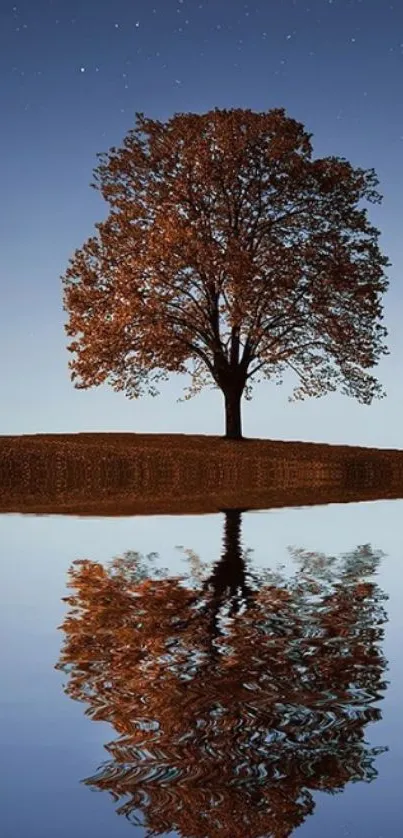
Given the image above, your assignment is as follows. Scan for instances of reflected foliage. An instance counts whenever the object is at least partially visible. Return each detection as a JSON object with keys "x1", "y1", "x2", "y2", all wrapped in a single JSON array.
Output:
[{"x1": 56, "y1": 510, "x2": 389, "y2": 838}]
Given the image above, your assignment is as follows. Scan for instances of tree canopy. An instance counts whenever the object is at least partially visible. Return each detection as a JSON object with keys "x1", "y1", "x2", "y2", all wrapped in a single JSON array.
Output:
[
  {"x1": 56, "y1": 512, "x2": 389, "y2": 837},
  {"x1": 63, "y1": 107, "x2": 390, "y2": 438}
]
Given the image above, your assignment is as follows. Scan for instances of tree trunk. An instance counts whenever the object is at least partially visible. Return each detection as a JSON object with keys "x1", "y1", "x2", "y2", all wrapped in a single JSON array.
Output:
[{"x1": 223, "y1": 386, "x2": 243, "y2": 440}]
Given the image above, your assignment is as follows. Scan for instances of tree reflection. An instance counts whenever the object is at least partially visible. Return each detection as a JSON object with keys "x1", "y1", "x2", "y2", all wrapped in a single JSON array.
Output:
[{"x1": 56, "y1": 510, "x2": 389, "y2": 838}]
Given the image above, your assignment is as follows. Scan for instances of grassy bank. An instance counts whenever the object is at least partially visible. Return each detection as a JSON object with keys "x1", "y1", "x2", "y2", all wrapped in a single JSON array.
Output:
[{"x1": 1, "y1": 432, "x2": 403, "y2": 516}]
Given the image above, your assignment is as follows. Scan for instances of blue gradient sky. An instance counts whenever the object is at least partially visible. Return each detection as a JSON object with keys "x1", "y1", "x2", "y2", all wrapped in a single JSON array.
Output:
[{"x1": 1, "y1": 0, "x2": 402, "y2": 445}]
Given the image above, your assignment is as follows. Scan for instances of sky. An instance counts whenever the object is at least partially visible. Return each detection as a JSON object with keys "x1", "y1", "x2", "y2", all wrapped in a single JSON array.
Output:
[{"x1": 1, "y1": 0, "x2": 402, "y2": 447}]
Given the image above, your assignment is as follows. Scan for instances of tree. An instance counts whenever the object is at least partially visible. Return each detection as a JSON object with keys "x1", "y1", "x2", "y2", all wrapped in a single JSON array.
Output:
[
  {"x1": 56, "y1": 514, "x2": 389, "y2": 837},
  {"x1": 62, "y1": 108, "x2": 390, "y2": 439}
]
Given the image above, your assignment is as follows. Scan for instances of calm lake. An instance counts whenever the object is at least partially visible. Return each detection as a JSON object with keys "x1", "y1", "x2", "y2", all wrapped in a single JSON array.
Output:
[{"x1": 1, "y1": 498, "x2": 402, "y2": 838}]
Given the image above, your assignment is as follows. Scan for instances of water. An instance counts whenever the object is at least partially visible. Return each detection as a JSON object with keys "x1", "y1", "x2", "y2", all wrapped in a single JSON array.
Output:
[{"x1": 1, "y1": 499, "x2": 402, "y2": 837}]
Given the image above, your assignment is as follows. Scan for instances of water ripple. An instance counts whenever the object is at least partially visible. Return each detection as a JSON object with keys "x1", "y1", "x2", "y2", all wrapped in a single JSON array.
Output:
[{"x1": 56, "y1": 524, "x2": 389, "y2": 837}]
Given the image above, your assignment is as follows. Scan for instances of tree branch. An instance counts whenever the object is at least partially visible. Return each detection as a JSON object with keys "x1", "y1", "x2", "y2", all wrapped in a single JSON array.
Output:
[
  {"x1": 249, "y1": 280, "x2": 313, "y2": 354},
  {"x1": 180, "y1": 338, "x2": 215, "y2": 378},
  {"x1": 230, "y1": 326, "x2": 240, "y2": 366},
  {"x1": 246, "y1": 339, "x2": 328, "y2": 380}
]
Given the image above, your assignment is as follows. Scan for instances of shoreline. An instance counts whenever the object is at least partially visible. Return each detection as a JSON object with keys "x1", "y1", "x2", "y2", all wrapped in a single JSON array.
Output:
[{"x1": 1, "y1": 432, "x2": 403, "y2": 516}]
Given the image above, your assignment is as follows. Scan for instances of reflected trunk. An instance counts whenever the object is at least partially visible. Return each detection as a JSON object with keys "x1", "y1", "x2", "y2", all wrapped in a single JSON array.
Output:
[{"x1": 205, "y1": 509, "x2": 254, "y2": 637}]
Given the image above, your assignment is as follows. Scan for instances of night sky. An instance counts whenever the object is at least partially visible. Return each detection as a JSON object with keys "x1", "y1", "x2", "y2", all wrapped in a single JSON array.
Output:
[{"x1": 1, "y1": 0, "x2": 402, "y2": 445}]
